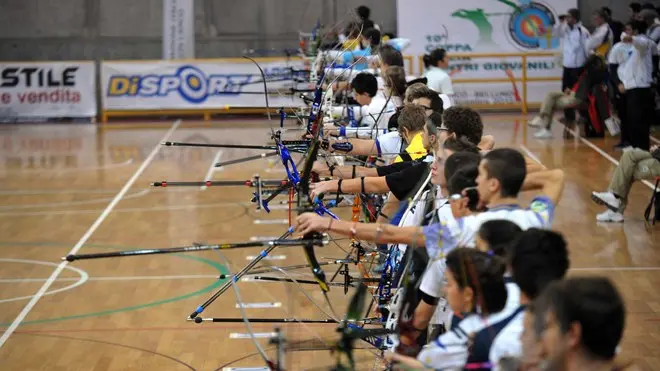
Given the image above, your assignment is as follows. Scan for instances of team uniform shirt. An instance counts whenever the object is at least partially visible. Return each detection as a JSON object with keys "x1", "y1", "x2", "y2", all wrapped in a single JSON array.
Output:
[
  {"x1": 553, "y1": 22, "x2": 589, "y2": 68},
  {"x1": 586, "y1": 23, "x2": 613, "y2": 57},
  {"x1": 385, "y1": 157, "x2": 433, "y2": 201},
  {"x1": 620, "y1": 35, "x2": 658, "y2": 90},
  {"x1": 376, "y1": 131, "x2": 405, "y2": 163},
  {"x1": 647, "y1": 24, "x2": 660, "y2": 43},
  {"x1": 422, "y1": 196, "x2": 556, "y2": 259},
  {"x1": 424, "y1": 66, "x2": 454, "y2": 95},
  {"x1": 608, "y1": 42, "x2": 634, "y2": 76},
  {"x1": 417, "y1": 304, "x2": 526, "y2": 370},
  {"x1": 332, "y1": 92, "x2": 397, "y2": 139},
  {"x1": 390, "y1": 187, "x2": 446, "y2": 266},
  {"x1": 490, "y1": 309, "x2": 525, "y2": 370},
  {"x1": 393, "y1": 133, "x2": 427, "y2": 163}
]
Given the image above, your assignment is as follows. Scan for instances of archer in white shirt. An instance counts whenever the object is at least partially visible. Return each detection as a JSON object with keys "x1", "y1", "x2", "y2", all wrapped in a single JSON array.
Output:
[{"x1": 327, "y1": 72, "x2": 396, "y2": 139}]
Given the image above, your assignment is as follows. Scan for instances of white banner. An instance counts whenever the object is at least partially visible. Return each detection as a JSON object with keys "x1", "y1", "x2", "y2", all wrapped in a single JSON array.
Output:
[
  {"x1": 163, "y1": 0, "x2": 195, "y2": 59},
  {"x1": 101, "y1": 60, "x2": 307, "y2": 110},
  {"x1": 0, "y1": 62, "x2": 97, "y2": 119},
  {"x1": 397, "y1": 0, "x2": 577, "y2": 104}
]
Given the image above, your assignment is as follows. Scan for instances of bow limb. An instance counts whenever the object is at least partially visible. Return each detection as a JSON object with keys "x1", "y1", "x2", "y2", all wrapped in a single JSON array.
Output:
[{"x1": 243, "y1": 55, "x2": 272, "y2": 121}]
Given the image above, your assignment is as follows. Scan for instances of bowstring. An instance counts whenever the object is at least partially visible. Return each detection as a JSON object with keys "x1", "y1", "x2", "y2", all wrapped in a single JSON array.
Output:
[
  {"x1": 213, "y1": 249, "x2": 271, "y2": 365},
  {"x1": 230, "y1": 11, "x2": 365, "y2": 367}
]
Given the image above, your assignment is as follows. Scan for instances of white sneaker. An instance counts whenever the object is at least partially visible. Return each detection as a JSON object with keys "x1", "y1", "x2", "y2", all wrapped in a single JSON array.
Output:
[
  {"x1": 591, "y1": 191, "x2": 621, "y2": 211},
  {"x1": 596, "y1": 209, "x2": 624, "y2": 223},
  {"x1": 534, "y1": 128, "x2": 553, "y2": 139},
  {"x1": 528, "y1": 116, "x2": 544, "y2": 127}
]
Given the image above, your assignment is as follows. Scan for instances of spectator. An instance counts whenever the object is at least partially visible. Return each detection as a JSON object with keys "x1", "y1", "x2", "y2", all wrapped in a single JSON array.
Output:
[
  {"x1": 607, "y1": 22, "x2": 634, "y2": 149},
  {"x1": 620, "y1": 19, "x2": 656, "y2": 151},
  {"x1": 531, "y1": 277, "x2": 625, "y2": 371},
  {"x1": 422, "y1": 48, "x2": 455, "y2": 95},
  {"x1": 356, "y1": 5, "x2": 378, "y2": 31},
  {"x1": 630, "y1": 2, "x2": 642, "y2": 20},
  {"x1": 591, "y1": 145, "x2": 660, "y2": 223},
  {"x1": 602, "y1": 7, "x2": 624, "y2": 44},
  {"x1": 547, "y1": 8, "x2": 589, "y2": 125},
  {"x1": 586, "y1": 9, "x2": 613, "y2": 58}
]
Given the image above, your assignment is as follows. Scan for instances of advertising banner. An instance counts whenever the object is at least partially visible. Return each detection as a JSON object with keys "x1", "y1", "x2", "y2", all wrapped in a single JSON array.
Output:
[
  {"x1": 163, "y1": 0, "x2": 195, "y2": 59},
  {"x1": 101, "y1": 60, "x2": 307, "y2": 111},
  {"x1": 397, "y1": 0, "x2": 577, "y2": 104},
  {"x1": 0, "y1": 62, "x2": 97, "y2": 119}
]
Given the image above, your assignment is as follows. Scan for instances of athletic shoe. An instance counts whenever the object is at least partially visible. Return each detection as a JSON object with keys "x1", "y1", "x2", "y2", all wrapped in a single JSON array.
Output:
[
  {"x1": 528, "y1": 116, "x2": 544, "y2": 127},
  {"x1": 591, "y1": 191, "x2": 621, "y2": 212},
  {"x1": 596, "y1": 209, "x2": 624, "y2": 223},
  {"x1": 534, "y1": 128, "x2": 553, "y2": 139}
]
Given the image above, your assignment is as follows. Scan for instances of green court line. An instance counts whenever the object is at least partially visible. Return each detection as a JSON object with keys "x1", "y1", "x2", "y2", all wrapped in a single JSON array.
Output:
[{"x1": 0, "y1": 242, "x2": 228, "y2": 327}]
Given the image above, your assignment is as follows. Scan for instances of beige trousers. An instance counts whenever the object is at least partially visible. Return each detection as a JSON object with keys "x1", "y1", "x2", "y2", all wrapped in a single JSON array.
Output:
[
  {"x1": 609, "y1": 149, "x2": 660, "y2": 212},
  {"x1": 539, "y1": 91, "x2": 581, "y2": 129}
]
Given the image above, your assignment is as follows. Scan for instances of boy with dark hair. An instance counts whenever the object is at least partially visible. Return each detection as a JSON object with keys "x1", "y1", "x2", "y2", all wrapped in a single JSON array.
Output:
[
  {"x1": 298, "y1": 149, "x2": 566, "y2": 250},
  {"x1": 531, "y1": 277, "x2": 625, "y2": 371},
  {"x1": 491, "y1": 228, "x2": 570, "y2": 367},
  {"x1": 328, "y1": 72, "x2": 396, "y2": 138},
  {"x1": 356, "y1": 5, "x2": 376, "y2": 30},
  {"x1": 440, "y1": 106, "x2": 483, "y2": 145}
]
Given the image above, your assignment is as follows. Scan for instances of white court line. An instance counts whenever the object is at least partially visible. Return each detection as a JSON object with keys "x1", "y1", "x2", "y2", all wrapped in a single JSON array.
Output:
[
  {"x1": 0, "y1": 258, "x2": 89, "y2": 304},
  {"x1": 564, "y1": 127, "x2": 655, "y2": 191},
  {"x1": 0, "y1": 201, "x2": 240, "y2": 217},
  {"x1": 201, "y1": 150, "x2": 224, "y2": 190},
  {"x1": 571, "y1": 267, "x2": 660, "y2": 272},
  {"x1": 235, "y1": 302, "x2": 282, "y2": 309},
  {"x1": 0, "y1": 274, "x2": 219, "y2": 283},
  {"x1": 0, "y1": 187, "x2": 195, "y2": 196},
  {"x1": 230, "y1": 332, "x2": 276, "y2": 339},
  {"x1": 0, "y1": 120, "x2": 181, "y2": 349},
  {"x1": 3, "y1": 266, "x2": 660, "y2": 285},
  {"x1": 253, "y1": 219, "x2": 289, "y2": 225},
  {"x1": 519, "y1": 144, "x2": 544, "y2": 166}
]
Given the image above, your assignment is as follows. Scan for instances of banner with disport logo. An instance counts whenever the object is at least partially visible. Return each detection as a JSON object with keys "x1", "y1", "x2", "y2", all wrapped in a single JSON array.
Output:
[
  {"x1": 101, "y1": 60, "x2": 307, "y2": 111},
  {"x1": 398, "y1": 0, "x2": 577, "y2": 105},
  {"x1": 0, "y1": 62, "x2": 97, "y2": 119}
]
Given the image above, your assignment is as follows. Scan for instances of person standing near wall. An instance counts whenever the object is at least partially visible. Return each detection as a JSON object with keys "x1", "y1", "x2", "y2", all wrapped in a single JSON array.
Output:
[
  {"x1": 543, "y1": 9, "x2": 589, "y2": 127},
  {"x1": 620, "y1": 19, "x2": 656, "y2": 152},
  {"x1": 586, "y1": 9, "x2": 614, "y2": 58}
]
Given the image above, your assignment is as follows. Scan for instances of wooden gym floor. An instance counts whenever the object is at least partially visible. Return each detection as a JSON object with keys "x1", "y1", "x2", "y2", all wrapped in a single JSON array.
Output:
[{"x1": 0, "y1": 115, "x2": 659, "y2": 371}]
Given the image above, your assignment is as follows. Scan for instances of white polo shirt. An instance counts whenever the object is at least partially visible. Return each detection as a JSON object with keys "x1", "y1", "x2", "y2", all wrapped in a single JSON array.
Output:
[{"x1": 424, "y1": 66, "x2": 454, "y2": 95}]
